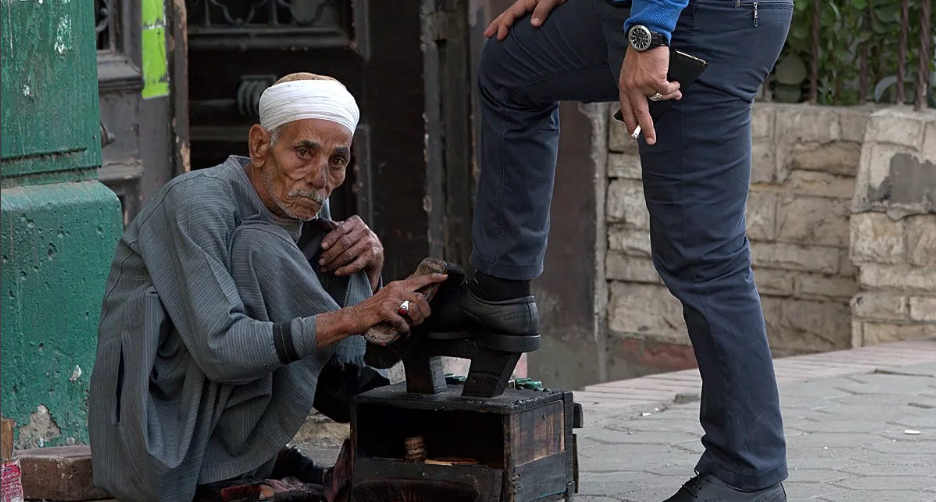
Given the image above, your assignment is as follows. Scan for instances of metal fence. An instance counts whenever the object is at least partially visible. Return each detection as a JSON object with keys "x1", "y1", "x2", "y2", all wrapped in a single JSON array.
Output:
[{"x1": 768, "y1": 0, "x2": 933, "y2": 110}]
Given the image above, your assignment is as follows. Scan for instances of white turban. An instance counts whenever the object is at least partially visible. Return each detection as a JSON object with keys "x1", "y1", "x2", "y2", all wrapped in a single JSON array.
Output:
[{"x1": 258, "y1": 79, "x2": 360, "y2": 135}]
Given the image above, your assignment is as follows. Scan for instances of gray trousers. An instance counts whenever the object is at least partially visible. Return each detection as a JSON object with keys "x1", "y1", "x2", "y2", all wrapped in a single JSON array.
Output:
[{"x1": 470, "y1": 0, "x2": 792, "y2": 490}]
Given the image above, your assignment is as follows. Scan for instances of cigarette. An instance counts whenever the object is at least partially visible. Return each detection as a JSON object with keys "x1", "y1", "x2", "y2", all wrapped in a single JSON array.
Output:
[{"x1": 631, "y1": 126, "x2": 642, "y2": 140}]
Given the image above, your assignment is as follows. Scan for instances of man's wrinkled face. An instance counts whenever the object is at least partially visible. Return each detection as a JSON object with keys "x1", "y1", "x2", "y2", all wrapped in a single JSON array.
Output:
[{"x1": 250, "y1": 118, "x2": 352, "y2": 221}]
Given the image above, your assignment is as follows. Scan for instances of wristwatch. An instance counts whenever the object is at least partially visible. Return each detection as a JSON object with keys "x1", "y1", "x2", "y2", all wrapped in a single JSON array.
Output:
[{"x1": 627, "y1": 25, "x2": 669, "y2": 52}]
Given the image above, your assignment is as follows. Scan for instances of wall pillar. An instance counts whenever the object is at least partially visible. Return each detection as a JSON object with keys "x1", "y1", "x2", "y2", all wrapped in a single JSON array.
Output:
[
  {"x1": 1, "y1": 1, "x2": 123, "y2": 449},
  {"x1": 849, "y1": 107, "x2": 936, "y2": 346}
]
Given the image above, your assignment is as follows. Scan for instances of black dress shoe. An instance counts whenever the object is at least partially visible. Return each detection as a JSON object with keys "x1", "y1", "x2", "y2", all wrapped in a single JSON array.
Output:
[
  {"x1": 663, "y1": 474, "x2": 786, "y2": 502},
  {"x1": 424, "y1": 280, "x2": 541, "y2": 353}
]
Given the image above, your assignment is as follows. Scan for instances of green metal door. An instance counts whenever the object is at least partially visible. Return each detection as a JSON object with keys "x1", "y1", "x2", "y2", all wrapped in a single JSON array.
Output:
[{"x1": 1, "y1": 0, "x2": 102, "y2": 178}]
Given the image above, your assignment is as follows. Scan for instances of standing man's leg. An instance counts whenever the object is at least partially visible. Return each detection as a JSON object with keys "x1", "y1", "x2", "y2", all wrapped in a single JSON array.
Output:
[
  {"x1": 430, "y1": 0, "x2": 619, "y2": 339},
  {"x1": 601, "y1": 0, "x2": 792, "y2": 498}
]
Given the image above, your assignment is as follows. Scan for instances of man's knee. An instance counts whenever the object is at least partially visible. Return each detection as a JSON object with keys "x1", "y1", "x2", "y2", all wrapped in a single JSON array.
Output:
[
  {"x1": 477, "y1": 37, "x2": 510, "y2": 101},
  {"x1": 651, "y1": 231, "x2": 752, "y2": 287}
]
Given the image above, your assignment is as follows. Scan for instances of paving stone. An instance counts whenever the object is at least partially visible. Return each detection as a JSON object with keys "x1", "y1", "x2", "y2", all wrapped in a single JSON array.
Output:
[
  {"x1": 811, "y1": 403, "x2": 910, "y2": 422},
  {"x1": 793, "y1": 417, "x2": 907, "y2": 434},
  {"x1": 840, "y1": 462, "x2": 936, "y2": 478},
  {"x1": 786, "y1": 432, "x2": 890, "y2": 449},
  {"x1": 891, "y1": 414, "x2": 936, "y2": 429},
  {"x1": 786, "y1": 468, "x2": 854, "y2": 483},
  {"x1": 779, "y1": 380, "x2": 857, "y2": 399},
  {"x1": 863, "y1": 439, "x2": 936, "y2": 454},
  {"x1": 785, "y1": 457, "x2": 868, "y2": 471},
  {"x1": 576, "y1": 470, "x2": 662, "y2": 497},
  {"x1": 829, "y1": 393, "x2": 932, "y2": 406},
  {"x1": 839, "y1": 373, "x2": 936, "y2": 394},
  {"x1": 783, "y1": 482, "x2": 848, "y2": 500},
  {"x1": 641, "y1": 463, "x2": 703, "y2": 477},
  {"x1": 576, "y1": 428, "x2": 698, "y2": 446},
  {"x1": 778, "y1": 395, "x2": 841, "y2": 411},
  {"x1": 832, "y1": 475, "x2": 936, "y2": 492},
  {"x1": 819, "y1": 490, "x2": 936, "y2": 502}
]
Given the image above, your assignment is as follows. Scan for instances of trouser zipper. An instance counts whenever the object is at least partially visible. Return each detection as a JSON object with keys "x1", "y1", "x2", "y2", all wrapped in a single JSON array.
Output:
[{"x1": 753, "y1": 1, "x2": 759, "y2": 26}]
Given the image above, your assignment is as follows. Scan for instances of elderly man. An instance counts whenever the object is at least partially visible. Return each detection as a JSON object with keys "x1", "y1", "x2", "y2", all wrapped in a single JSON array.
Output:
[{"x1": 88, "y1": 73, "x2": 446, "y2": 502}]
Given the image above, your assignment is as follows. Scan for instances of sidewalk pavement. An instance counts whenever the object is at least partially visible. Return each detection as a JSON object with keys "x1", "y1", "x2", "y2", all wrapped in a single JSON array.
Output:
[
  {"x1": 574, "y1": 338, "x2": 936, "y2": 501},
  {"x1": 298, "y1": 338, "x2": 936, "y2": 501}
]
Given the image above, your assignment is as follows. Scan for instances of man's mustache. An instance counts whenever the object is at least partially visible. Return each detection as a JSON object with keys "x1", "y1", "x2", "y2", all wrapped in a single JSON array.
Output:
[{"x1": 288, "y1": 189, "x2": 325, "y2": 204}]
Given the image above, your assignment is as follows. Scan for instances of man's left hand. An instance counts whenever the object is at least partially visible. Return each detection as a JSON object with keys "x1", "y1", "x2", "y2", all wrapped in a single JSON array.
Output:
[
  {"x1": 618, "y1": 45, "x2": 682, "y2": 146},
  {"x1": 319, "y1": 216, "x2": 384, "y2": 286}
]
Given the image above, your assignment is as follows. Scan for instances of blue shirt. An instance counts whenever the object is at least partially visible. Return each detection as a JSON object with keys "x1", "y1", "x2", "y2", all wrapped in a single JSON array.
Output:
[{"x1": 616, "y1": 0, "x2": 690, "y2": 43}]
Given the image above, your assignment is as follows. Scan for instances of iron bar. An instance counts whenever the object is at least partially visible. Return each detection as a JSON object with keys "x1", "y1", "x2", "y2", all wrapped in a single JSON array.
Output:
[
  {"x1": 809, "y1": 0, "x2": 820, "y2": 103},
  {"x1": 897, "y1": 0, "x2": 909, "y2": 104},
  {"x1": 858, "y1": 4, "x2": 870, "y2": 102},
  {"x1": 916, "y1": 0, "x2": 932, "y2": 110}
]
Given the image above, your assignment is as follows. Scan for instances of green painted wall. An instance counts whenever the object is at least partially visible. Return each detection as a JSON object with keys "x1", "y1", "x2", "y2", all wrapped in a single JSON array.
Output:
[{"x1": 1, "y1": 0, "x2": 123, "y2": 448}]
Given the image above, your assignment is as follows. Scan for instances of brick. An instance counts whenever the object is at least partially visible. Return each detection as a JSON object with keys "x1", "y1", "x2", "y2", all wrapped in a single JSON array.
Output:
[
  {"x1": 775, "y1": 107, "x2": 842, "y2": 143},
  {"x1": 606, "y1": 179, "x2": 649, "y2": 229},
  {"x1": 862, "y1": 322, "x2": 936, "y2": 346},
  {"x1": 865, "y1": 109, "x2": 927, "y2": 149},
  {"x1": 785, "y1": 171, "x2": 856, "y2": 199},
  {"x1": 762, "y1": 297, "x2": 852, "y2": 352},
  {"x1": 606, "y1": 252, "x2": 661, "y2": 283},
  {"x1": 751, "y1": 242, "x2": 840, "y2": 274},
  {"x1": 745, "y1": 191, "x2": 777, "y2": 241},
  {"x1": 839, "y1": 109, "x2": 871, "y2": 142},
  {"x1": 850, "y1": 292, "x2": 908, "y2": 320},
  {"x1": 608, "y1": 153, "x2": 642, "y2": 179},
  {"x1": 751, "y1": 105, "x2": 775, "y2": 139},
  {"x1": 905, "y1": 215, "x2": 936, "y2": 267},
  {"x1": 795, "y1": 274, "x2": 858, "y2": 300},
  {"x1": 608, "y1": 118, "x2": 639, "y2": 154},
  {"x1": 608, "y1": 227, "x2": 652, "y2": 257},
  {"x1": 858, "y1": 264, "x2": 936, "y2": 294},
  {"x1": 608, "y1": 282, "x2": 686, "y2": 340},
  {"x1": 864, "y1": 143, "x2": 919, "y2": 194},
  {"x1": 775, "y1": 107, "x2": 843, "y2": 181},
  {"x1": 908, "y1": 296, "x2": 936, "y2": 322},
  {"x1": 849, "y1": 212, "x2": 905, "y2": 264},
  {"x1": 851, "y1": 319, "x2": 863, "y2": 347},
  {"x1": 839, "y1": 250, "x2": 857, "y2": 278},
  {"x1": 751, "y1": 139, "x2": 776, "y2": 184},
  {"x1": 777, "y1": 195, "x2": 850, "y2": 247},
  {"x1": 924, "y1": 120, "x2": 936, "y2": 161},
  {"x1": 753, "y1": 267, "x2": 795, "y2": 297},
  {"x1": 790, "y1": 141, "x2": 862, "y2": 176},
  {"x1": 16, "y1": 446, "x2": 110, "y2": 501}
]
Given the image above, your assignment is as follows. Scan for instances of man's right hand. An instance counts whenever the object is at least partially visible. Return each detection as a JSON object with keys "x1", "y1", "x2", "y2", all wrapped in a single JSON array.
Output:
[
  {"x1": 484, "y1": 0, "x2": 569, "y2": 40},
  {"x1": 352, "y1": 273, "x2": 448, "y2": 334}
]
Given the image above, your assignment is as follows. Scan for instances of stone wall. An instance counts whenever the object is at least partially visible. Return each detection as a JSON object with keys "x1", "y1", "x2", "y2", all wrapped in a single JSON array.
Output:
[
  {"x1": 849, "y1": 108, "x2": 936, "y2": 346},
  {"x1": 604, "y1": 103, "x2": 935, "y2": 377}
]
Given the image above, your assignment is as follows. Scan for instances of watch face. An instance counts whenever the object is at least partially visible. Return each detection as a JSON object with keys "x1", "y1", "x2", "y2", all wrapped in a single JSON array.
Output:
[{"x1": 629, "y1": 25, "x2": 652, "y2": 51}]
